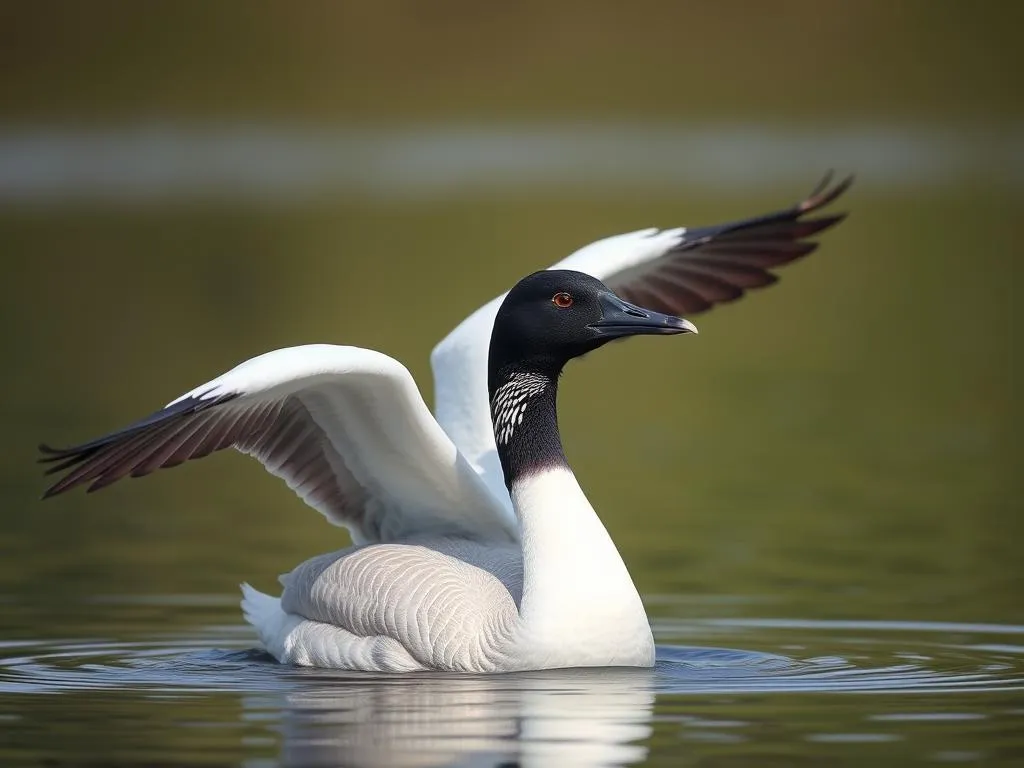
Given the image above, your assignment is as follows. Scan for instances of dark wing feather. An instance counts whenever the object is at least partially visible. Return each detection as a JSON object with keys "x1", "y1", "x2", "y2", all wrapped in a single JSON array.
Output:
[
  {"x1": 37, "y1": 393, "x2": 256, "y2": 497},
  {"x1": 38, "y1": 394, "x2": 238, "y2": 485},
  {"x1": 610, "y1": 172, "x2": 852, "y2": 316},
  {"x1": 37, "y1": 392, "x2": 361, "y2": 525}
]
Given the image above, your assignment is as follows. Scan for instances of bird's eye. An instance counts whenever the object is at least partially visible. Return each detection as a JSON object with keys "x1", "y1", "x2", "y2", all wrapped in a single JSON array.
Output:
[{"x1": 552, "y1": 292, "x2": 574, "y2": 309}]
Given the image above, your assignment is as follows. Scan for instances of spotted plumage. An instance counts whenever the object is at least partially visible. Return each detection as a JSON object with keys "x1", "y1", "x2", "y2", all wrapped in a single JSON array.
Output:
[{"x1": 490, "y1": 372, "x2": 549, "y2": 446}]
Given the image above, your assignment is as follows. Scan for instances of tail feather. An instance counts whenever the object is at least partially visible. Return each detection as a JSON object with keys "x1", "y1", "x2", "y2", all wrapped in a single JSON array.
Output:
[{"x1": 240, "y1": 582, "x2": 296, "y2": 660}]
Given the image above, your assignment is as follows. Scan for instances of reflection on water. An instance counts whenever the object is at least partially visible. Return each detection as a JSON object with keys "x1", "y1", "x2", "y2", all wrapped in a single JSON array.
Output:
[
  {"x1": 0, "y1": 598, "x2": 1022, "y2": 766},
  {"x1": 270, "y1": 668, "x2": 654, "y2": 768}
]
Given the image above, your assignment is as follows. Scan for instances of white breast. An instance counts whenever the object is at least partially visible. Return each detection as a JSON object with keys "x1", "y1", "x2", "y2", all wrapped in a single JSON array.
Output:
[{"x1": 511, "y1": 468, "x2": 655, "y2": 669}]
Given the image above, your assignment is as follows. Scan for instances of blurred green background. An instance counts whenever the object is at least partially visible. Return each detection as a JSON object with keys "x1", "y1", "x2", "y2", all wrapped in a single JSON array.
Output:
[{"x1": 0, "y1": 0, "x2": 1020, "y2": 630}]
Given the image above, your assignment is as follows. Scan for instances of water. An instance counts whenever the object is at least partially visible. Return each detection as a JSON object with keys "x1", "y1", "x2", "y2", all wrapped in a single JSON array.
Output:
[
  {"x1": 2, "y1": 178, "x2": 1019, "y2": 763},
  {"x1": 1, "y1": 597, "x2": 1021, "y2": 766},
  {"x1": 1, "y1": 166, "x2": 1019, "y2": 765},
  {"x1": 2, "y1": 3, "x2": 1021, "y2": 765}
]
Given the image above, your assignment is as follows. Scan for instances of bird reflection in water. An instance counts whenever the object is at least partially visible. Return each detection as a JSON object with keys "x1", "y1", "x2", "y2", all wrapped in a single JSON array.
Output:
[{"x1": 247, "y1": 667, "x2": 655, "y2": 767}]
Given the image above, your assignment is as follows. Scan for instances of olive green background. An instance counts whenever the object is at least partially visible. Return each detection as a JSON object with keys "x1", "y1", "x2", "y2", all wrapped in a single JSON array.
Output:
[{"x1": 0, "y1": 2, "x2": 1020, "y2": 764}]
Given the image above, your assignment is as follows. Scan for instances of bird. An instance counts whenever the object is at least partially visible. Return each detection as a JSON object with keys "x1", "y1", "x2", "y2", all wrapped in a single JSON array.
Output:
[
  {"x1": 41, "y1": 270, "x2": 696, "y2": 671},
  {"x1": 38, "y1": 174, "x2": 851, "y2": 672},
  {"x1": 431, "y1": 172, "x2": 852, "y2": 509}
]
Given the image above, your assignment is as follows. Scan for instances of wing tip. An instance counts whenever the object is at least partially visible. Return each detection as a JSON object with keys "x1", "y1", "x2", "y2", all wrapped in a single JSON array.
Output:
[
  {"x1": 40, "y1": 476, "x2": 79, "y2": 499},
  {"x1": 796, "y1": 211, "x2": 848, "y2": 239},
  {"x1": 36, "y1": 391, "x2": 241, "y2": 500},
  {"x1": 800, "y1": 171, "x2": 855, "y2": 214},
  {"x1": 37, "y1": 442, "x2": 76, "y2": 463}
]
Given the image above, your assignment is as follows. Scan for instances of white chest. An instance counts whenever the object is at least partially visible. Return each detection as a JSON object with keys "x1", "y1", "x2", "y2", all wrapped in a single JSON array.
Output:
[{"x1": 510, "y1": 468, "x2": 655, "y2": 669}]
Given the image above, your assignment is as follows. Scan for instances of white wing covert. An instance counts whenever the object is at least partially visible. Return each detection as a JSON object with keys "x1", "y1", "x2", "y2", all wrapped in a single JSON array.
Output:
[{"x1": 40, "y1": 345, "x2": 516, "y2": 545}]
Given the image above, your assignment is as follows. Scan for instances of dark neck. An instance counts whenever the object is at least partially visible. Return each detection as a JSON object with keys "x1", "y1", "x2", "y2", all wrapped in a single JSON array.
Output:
[{"x1": 488, "y1": 358, "x2": 568, "y2": 491}]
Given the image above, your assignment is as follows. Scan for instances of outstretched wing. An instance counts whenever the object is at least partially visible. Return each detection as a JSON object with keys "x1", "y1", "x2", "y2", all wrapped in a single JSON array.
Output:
[
  {"x1": 431, "y1": 173, "x2": 852, "y2": 504},
  {"x1": 40, "y1": 345, "x2": 516, "y2": 545},
  {"x1": 560, "y1": 172, "x2": 852, "y2": 313}
]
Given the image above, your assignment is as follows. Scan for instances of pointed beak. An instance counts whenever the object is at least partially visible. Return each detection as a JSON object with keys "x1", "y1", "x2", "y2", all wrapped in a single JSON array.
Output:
[{"x1": 588, "y1": 292, "x2": 698, "y2": 337}]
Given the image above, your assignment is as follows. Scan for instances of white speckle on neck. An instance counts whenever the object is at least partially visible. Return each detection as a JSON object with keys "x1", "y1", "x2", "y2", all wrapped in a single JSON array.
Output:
[{"x1": 491, "y1": 372, "x2": 549, "y2": 446}]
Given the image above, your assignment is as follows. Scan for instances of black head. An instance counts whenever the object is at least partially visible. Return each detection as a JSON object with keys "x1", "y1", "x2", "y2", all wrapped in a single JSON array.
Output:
[
  {"x1": 487, "y1": 269, "x2": 696, "y2": 488},
  {"x1": 488, "y1": 269, "x2": 696, "y2": 387}
]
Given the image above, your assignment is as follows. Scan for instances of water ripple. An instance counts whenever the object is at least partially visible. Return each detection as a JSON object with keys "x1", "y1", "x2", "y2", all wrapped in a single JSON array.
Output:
[{"x1": 0, "y1": 616, "x2": 1020, "y2": 697}]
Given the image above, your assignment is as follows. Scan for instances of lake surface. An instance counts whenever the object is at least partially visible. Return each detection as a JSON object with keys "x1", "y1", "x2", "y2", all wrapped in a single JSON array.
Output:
[
  {"x1": 1, "y1": 3, "x2": 1021, "y2": 765},
  {"x1": 1, "y1": 598, "x2": 1022, "y2": 765},
  {"x1": 1, "y1": 146, "x2": 1019, "y2": 764}
]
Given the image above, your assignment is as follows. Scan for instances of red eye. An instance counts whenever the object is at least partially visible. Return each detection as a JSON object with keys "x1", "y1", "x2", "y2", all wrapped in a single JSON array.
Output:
[{"x1": 552, "y1": 292, "x2": 573, "y2": 308}]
